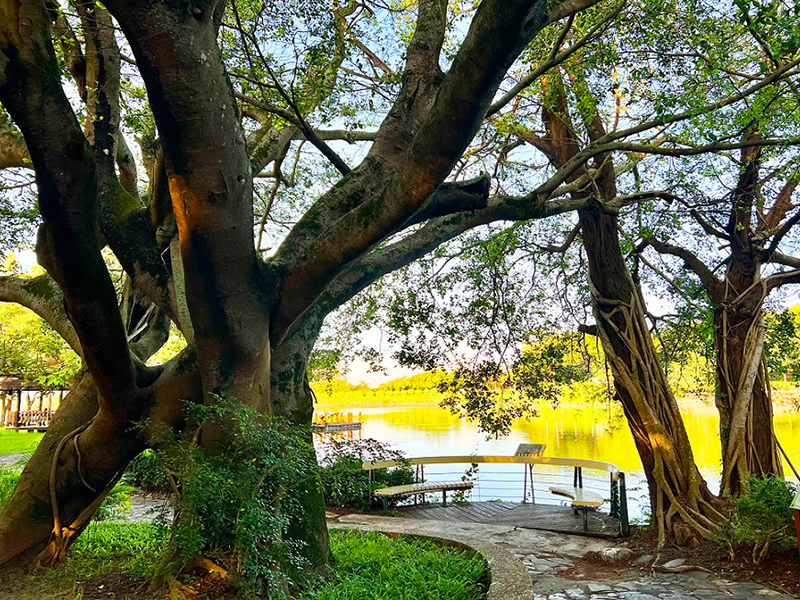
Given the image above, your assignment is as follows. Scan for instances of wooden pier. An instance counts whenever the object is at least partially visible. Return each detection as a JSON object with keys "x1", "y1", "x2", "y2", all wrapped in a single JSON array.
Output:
[
  {"x1": 312, "y1": 411, "x2": 362, "y2": 434},
  {"x1": 399, "y1": 501, "x2": 622, "y2": 538}
]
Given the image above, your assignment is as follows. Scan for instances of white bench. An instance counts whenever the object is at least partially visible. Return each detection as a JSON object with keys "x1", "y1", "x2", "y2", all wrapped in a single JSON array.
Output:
[
  {"x1": 549, "y1": 486, "x2": 605, "y2": 531},
  {"x1": 374, "y1": 481, "x2": 474, "y2": 513}
]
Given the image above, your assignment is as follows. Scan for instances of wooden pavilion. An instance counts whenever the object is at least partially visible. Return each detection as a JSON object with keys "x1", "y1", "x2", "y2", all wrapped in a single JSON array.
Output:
[{"x1": 0, "y1": 377, "x2": 65, "y2": 431}]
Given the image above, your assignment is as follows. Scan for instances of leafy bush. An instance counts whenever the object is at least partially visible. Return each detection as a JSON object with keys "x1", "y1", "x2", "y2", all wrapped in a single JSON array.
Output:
[
  {"x1": 155, "y1": 397, "x2": 317, "y2": 597},
  {"x1": 724, "y1": 475, "x2": 798, "y2": 562},
  {"x1": 124, "y1": 449, "x2": 171, "y2": 494},
  {"x1": 300, "y1": 530, "x2": 486, "y2": 600},
  {"x1": 318, "y1": 438, "x2": 414, "y2": 510}
]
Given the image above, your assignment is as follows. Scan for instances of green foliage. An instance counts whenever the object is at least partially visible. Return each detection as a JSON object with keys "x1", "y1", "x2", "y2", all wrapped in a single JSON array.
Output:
[
  {"x1": 155, "y1": 397, "x2": 317, "y2": 597},
  {"x1": 377, "y1": 371, "x2": 447, "y2": 391},
  {"x1": 300, "y1": 530, "x2": 486, "y2": 600},
  {"x1": 0, "y1": 302, "x2": 80, "y2": 387},
  {"x1": 765, "y1": 308, "x2": 800, "y2": 382},
  {"x1": 124, "y1": 449, "x2": 171, "y2": 494},
  {"x1": 439, "y1": 331, "x2": 588, "y2": 437},
  {"x1": 318, "y1": 438, "x2": 414, "y2": 510},
  {"x1": 0, "y1": 465, "x2": 19, "y2": 508},
  {"x1": 723, "y1": 475, "x2": 799, "y2": 563},
  {"x1": 7, "y1": 525, "x2": 485, "y2": 600}
]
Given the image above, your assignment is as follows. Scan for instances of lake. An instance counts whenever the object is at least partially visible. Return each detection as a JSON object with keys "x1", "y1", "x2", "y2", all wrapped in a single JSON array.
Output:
[{"x1": 313, "y1": 397, "x2": 800, "y2": 520}]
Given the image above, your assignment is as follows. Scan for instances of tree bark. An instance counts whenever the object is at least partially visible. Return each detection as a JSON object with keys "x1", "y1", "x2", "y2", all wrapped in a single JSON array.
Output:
[
  {"x1": 579, "y1": 208, "x2": 725, "y2": 546},
  {"x1": 714, "y1": 286, "x2": 782, "y2": 496},
  {"x1": 531, "y1": 69, "x2": 725, "y2": 546},
  {"x1": 271, "y1": 330, "x2": 330, "y2": 572}
]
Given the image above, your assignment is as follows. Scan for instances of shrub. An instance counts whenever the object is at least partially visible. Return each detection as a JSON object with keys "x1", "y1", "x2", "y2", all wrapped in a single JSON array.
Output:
[
  {"x1": 318, "y1": 438, "x2": 415, "y2": 510},
  {"x1": 154, "y1": 397, "x2": 317, "y2": 597},
  {"x1": 124, "y1": 449, "x2": 171, "y2": 494},
  {"x1": 725, "y1": 475, "x2": 798, "y2": 562}
]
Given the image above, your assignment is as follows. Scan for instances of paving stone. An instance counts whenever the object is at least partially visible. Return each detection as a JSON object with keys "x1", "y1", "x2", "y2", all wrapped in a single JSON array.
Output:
[
  {"x1": 588, "y1": 583, "x2": 613, "y2": 593},
  {"x1": 618, "y1": 592, "x2": 661, "y2": 600},
  {"x1": 662, "y1": 558, "x2": 686, "y2": 568},
  {"x1": 615, "y1": 582, "x2": 643, "y2": 591}
]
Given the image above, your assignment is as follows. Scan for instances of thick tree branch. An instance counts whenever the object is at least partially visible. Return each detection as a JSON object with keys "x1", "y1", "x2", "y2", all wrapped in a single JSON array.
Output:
[
  {"x1": 273, "y1": 0, "x2": 565, "y2": 339},
  {"x1": 764, "y1": 205, "x2": 800, "y2": 258},
  {"x1": 0, "y1": 0, "x2": 140, "y2": 412},
  {"x1": 763, "y1": 249, "x2": 800, "y2": 269},
  {"x1": 0, "y1": 274, "x2": 81, "y2": 354},
  {"x1": 637, "y1": 237, "x2": 724, "y2": 300},
  {"x1": 690, "y1": 209, "x2": 730, "y2": 241},
  {"x1": 105, "y1": 0, "x2": 272, "y2": 407},
  {"x1": 274, "y1": 190, "x2": 589, "y2": 343}
]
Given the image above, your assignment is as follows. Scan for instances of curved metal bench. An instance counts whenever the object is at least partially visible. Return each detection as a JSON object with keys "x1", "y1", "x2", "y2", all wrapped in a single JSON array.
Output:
[{"x1": 549, "y1": 486, "x2": 605, "y2": 531}]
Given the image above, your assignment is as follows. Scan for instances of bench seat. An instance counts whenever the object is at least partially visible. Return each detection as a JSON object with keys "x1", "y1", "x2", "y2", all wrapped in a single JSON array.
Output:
[
  {"x1": 374, "y1": 481, "x2": 473, "y2": 512},
  {"x1": 548, "y1": 486, "x2": 604, "y2": 508},
  {"x1": 549, "y1": 486, "x2": 605, "y2": 531}
]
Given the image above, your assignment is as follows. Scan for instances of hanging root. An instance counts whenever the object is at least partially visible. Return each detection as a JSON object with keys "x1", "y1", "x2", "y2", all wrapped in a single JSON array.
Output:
[
  {"x1": 37, "y1": 419, "x2": 122, "y2": 567},
  {"x1": 589, "y1": 285, "x2": 727, "y2": 546}
]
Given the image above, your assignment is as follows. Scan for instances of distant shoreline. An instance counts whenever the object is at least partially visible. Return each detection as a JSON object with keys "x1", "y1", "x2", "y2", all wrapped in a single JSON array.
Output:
[{"x1": 312, "y1": 387, "x2": 800, "y2": 412}]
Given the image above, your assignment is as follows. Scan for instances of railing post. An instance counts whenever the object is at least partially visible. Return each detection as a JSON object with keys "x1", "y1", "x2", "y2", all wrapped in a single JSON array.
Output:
[
  {"x1": 618, "y1": 472, "x2": 630, "y2": 537},
  {"x1": 610, "y1": 473, "x2": 620, "y2": 518},
  {"x1": 792, "y1": 491, "x2": 800, "y2": 563},
  {"x1": 522, "y1": 461, "x2": 528, "y2": 503}
]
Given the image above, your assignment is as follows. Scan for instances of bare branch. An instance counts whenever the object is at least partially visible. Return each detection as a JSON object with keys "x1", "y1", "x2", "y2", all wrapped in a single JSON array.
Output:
[{"x1": 690, "y1": 209, "x2": 730, "y2": 241}]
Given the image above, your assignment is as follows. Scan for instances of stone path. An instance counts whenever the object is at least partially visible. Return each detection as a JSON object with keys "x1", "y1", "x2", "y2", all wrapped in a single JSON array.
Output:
[
  {"x1": 123, "y1": 494, "x2": 173, "y2": 523},
  {"x1": 332, "y1": 514, "x2": 797, "y2": 600},
  {"x1": 0, "y1": 453, "x2": 28, "y2": 467},
  {"x1": 520, "y1": 549, "x2": 790, "y2": 599}
]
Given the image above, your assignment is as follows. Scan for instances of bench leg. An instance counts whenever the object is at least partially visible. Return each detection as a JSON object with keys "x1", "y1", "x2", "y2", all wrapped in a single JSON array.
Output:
[
  {"x1": 383, "y1": 498, "x2": 388, "y2": 515},
  {"x1": 582, "y1": 509, "x2": 588, "y2": 532},
  {"x1": 443, "y1": 490, "x2": 447, "y2": 506}
]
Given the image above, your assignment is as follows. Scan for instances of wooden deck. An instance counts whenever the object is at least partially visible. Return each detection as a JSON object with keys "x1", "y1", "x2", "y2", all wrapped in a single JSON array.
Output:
[{"x1": 398, "y1": 501, "x2": 622, "y2": 538}]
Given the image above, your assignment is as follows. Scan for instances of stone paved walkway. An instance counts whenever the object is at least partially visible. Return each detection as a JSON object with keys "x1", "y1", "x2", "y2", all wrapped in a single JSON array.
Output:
[
  {"x1": 332, "y1": 514, "x2": 797, "y2": 600},
  {"x1": 0, "y1": 453, "x2": 28, "y2": 467}
]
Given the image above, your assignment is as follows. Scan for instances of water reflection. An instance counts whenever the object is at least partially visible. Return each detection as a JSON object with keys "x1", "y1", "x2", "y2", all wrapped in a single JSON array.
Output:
[{"x1": 314, "y1": 398, "x2": 800, "y2": 521}]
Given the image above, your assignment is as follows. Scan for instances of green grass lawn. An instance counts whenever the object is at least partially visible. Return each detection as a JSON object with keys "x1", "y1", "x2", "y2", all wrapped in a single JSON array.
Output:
[
  {"x1": 0, "y1": 428, "x2": 42, "y2": 455},
  {"x1": 303, "y1": 530, "x2": 487, "y2": 600},
  {"x1": 0, "y1": 524, "x2": 487, "y2": 600}
]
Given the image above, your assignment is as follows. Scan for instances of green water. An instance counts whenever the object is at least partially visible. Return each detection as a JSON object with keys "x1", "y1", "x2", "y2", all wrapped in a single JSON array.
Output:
[{"x1": 315, "y1": 399, "x2": 800, "y2": 519}]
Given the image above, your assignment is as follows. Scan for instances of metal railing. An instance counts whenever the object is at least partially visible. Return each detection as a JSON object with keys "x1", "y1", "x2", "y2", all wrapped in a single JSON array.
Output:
[{"x1": 362, "y1": 454, "x2": 630, "y2": 536}]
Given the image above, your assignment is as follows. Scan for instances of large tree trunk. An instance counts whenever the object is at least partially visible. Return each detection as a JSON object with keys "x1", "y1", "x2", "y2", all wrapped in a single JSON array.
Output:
[
  {"x1": 579, "y1": 207, "x2": 725, "y2": 546},
  {"x1": 0, "y1": 350, "x2": 201, "y2": 567},
  {"x1": 714, "y1": 300, "x2": 782, "y2": 497},
  {"x1": 271, "y1": 332, "x2": 331, "y2": 571}
]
